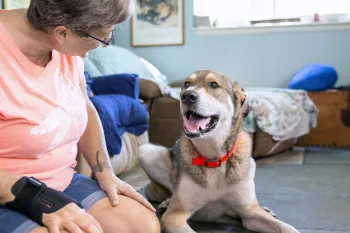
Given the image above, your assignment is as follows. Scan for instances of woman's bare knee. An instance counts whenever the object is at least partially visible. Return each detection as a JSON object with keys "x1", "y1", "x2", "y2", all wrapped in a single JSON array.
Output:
[{"x1": 89, "y1": 196, "x2": 160, "y2": 233}]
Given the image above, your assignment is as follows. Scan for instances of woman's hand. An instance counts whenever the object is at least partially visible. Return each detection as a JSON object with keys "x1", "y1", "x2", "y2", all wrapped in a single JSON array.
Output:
[
  {"x1": 95, "y1": 171, "x2": 156, "y2": 212},
  {"x1": 42, "y1": 203, "x2": 103, "y2": 233}
]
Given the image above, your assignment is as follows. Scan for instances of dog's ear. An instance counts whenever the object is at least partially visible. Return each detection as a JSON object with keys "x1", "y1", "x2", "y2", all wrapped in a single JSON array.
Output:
[
  {"x1": 240, "y1": 87, "x2": 250, "y2": 118},
  {"x1": 232, "y1": 82, "x2": 250, "y2": 118}
]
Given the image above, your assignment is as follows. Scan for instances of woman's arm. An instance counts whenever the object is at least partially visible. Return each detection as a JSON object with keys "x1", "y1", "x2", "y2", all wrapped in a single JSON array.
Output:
[
  {"x1": 77, "y1": 78, "x2": 156, "y2": 212},
  {"x1": 0, "y1": 168, "x2": 18, "y2": 205},
  {"x1": 77, "y1": 79, "x2": 113, "y2": 177}
]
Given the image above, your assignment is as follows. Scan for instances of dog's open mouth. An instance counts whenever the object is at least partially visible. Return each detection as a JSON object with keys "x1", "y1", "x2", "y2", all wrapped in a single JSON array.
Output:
[{"x1": 183, "y1": 111, "x2": 219, "y2": 137}]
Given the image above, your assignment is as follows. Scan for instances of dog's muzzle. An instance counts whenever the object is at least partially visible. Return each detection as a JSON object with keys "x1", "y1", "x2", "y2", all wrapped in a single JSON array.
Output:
[{"x1": 181, "y1": 90, "x2": 198, "y2": 106}]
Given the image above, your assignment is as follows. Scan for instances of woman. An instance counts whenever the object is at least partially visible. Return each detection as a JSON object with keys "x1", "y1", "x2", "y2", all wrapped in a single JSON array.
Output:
[{"x1": 0, "y1": 0, "x2": 160, "y2": 233}]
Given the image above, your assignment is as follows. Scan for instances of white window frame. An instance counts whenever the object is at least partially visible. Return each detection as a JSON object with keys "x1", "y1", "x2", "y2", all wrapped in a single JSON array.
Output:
[{"x1": 193, "y1": 0, "x2": 350, "y2": 35}]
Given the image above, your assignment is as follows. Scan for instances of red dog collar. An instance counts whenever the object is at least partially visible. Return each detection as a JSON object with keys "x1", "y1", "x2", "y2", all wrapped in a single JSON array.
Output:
[{"x1": 191, "y1": 138, "x2": 238, "y2": 168}]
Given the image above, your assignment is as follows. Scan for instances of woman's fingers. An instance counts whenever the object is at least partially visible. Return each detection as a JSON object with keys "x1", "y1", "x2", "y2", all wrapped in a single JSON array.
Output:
[
  {"x1": 83, "y1": 211, "x2": 104, "y2": 233},
  {"x1": 47, "y1": 223, "x2": 61, "y2": 233},
  {"x1": 118, "y1": 183, "x2": 156, "y2": 212},
  {"x1": 63, "y1": 221, "x2": 84, "y2": 233},
  {"x1": 105, "y1": 187, "x2": 120, "y2": 207}
]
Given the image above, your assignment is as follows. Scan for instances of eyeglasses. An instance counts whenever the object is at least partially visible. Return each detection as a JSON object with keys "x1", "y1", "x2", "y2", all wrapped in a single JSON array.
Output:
[{"x1": 86, "y1": 30, "x2": 114, "y2": 47}]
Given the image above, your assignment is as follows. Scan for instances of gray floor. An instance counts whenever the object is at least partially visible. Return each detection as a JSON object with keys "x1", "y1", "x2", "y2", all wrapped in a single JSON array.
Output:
[
  {"x1": 128, "y1": 148, "x2": 350, "y2": 233},
  {"x1": 251, "y1": 148, "x2": 350, "y2": 233}
]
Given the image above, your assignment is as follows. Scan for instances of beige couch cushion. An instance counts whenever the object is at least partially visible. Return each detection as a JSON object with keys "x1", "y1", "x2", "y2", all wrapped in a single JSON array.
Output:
[
  {"x1": 149, "y1": 97, "x2": 182, "y2": 148},
  {"x1": 76, "y1": 131, "x2": 149, "y2": 177},
  {"x1": 139, "y1": 79, "x2": 162, "y2": 100}
]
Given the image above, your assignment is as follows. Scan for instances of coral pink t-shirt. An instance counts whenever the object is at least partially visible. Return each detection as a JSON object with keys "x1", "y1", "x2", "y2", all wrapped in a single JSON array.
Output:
[{"x1": 0, "y1": 22, "x2": 88, "y2": 191}]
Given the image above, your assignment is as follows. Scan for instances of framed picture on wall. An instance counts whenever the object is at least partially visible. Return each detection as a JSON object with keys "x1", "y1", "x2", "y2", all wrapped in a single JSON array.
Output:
[
  {"x1": 131, "y1": 0, "x2": 184, "y2": 47},
  {"x1": 3, "y1": 0, "x2": 30, "y2": 9}
]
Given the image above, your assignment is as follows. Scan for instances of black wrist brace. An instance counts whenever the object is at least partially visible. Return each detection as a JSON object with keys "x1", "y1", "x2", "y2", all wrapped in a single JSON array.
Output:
[{"x1": 5, "y1": 176, "x2": 82, "y2": 225}]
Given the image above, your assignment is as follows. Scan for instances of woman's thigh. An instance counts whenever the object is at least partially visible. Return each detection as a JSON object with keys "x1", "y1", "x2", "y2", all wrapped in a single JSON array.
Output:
[
  {"x1": 2, "y1": 173, "x2": 160, "y2": 233},
  {"x1": 30, "y1": 195, "x2": 161, "y2": 233},
  {"x1": 0, "y1": 173, "x2": 106, "y2": 233},
  {"x1": 31, "y1": 196, "x2": 161, "y2": 233}
]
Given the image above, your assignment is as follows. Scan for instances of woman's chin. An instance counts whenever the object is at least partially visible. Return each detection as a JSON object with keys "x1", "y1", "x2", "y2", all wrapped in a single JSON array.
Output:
[{"x1": 79, "y1": 52, "x2": 89, "y2": 58}]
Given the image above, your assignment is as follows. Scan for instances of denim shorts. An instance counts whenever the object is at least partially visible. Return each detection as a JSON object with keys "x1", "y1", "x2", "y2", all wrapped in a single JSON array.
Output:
[{"x1": 0, "y1": 173, "x2": 107, "y2": 233}]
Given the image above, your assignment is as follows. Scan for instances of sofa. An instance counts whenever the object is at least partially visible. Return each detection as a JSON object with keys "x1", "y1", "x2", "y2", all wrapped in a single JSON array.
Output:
[{"x1": 76, "y1": 45, "x2": 319, "y2": 178}]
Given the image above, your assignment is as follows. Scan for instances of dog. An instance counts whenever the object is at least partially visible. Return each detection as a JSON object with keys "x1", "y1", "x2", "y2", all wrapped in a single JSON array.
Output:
[{"x1": 139, "y1": 70, "x2": 300, "y2": 233}]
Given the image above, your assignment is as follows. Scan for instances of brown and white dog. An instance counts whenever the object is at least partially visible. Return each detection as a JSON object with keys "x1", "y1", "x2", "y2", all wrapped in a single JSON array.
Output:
[{"x1": 139, "y1": 70, "x2": 300, "y2": 233}]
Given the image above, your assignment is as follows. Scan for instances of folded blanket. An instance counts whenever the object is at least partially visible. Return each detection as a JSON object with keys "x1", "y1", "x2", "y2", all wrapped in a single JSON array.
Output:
[
  {"x1": 91, "y1": 73, "x2": 139, "y2": 99},
  {"x1": 90, "y1": 94, "x2": 148, "y2": 156}
]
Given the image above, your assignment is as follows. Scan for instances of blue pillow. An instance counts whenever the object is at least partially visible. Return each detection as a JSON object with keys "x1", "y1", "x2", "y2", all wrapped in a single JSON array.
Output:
[
  {"x1": 91, "y1": 73, "x2": 139, "y2": 99},
  {"x1": 89, "y1": 94, "x2": 148, "y2": 155},
  {"x1": 288, "y1": 64, "x2": 337, "y2": 91},
  {"x1": 84, "y1": 71, "x2": 94, "y2": 97}
]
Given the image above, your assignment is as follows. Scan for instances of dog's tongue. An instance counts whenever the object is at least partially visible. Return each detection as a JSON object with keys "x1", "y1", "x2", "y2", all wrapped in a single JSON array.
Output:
[{"x1": 184, "y1": 114, "x2": 210, "y2": 131}]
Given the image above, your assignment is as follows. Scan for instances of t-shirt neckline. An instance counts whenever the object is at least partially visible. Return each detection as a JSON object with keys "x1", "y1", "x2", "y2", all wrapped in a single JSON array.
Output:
[{"x1": 0, "y1": 19, "x2": 57, "y2": 75}]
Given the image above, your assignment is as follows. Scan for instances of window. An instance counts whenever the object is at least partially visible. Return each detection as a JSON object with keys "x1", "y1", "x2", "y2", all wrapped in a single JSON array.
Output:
[{"x1": 194, "y1": 0, "x2": 350, "y2": 28}]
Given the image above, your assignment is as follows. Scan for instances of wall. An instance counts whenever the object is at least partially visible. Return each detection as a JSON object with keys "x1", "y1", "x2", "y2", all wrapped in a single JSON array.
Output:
[{"x1": 114, "y1": 0, "x2": 350, "y2": 88}]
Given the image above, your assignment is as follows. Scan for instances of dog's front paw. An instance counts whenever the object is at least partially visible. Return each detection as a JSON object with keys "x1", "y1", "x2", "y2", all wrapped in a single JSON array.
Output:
[
  {"x1": 159, "y1": 198, "x2": 171, "y2": 209},
  {"x1": 280, "y1": 223, "x2": 300, "y2": 233},
  {"x1": 164, "y1": 227, "x2": 196, "y2": 233},
  {"x1": 157, "y1": 198, "x2": 171, "y2": 216},
  {"x1": 162, "y1": 212, "x2": 196, "y2": 233},
  {"x1": 261, "y1": 206, "x2": 277, "y2": 219},
  {"x1": 226, "y1": 209, "x2": 240, "y2": 220},
  {"x1": 162, "y1": 223, "x2": 196, "y2": 233}
]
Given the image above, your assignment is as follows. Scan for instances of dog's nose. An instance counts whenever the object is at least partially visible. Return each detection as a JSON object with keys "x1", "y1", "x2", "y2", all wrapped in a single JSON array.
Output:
[{"x1": 181, "y1": 90, "x2": 198, "y2": 105}]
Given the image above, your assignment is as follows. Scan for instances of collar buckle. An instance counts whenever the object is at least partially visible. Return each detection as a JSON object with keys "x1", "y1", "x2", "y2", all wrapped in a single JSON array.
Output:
[{"x1": 204, "y1": 158, "x2": 222, "y2": 168}]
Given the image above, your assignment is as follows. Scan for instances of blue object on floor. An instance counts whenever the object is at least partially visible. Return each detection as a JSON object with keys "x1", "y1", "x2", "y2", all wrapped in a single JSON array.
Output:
[{"x1": 288, "y1": 64, "x2": 337, "y2": 91}]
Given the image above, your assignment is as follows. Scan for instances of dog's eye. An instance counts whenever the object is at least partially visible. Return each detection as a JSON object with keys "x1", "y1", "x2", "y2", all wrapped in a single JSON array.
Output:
[
  {"x1": 209, "y1": 82, "x2": 219, "y2": 89},
  {"x1": 183, "y1": 81, "x2": 190, "y2": 89}
]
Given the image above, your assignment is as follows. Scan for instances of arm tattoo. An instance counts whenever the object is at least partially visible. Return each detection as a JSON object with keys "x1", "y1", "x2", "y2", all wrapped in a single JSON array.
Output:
[
  {"x1": 92, "y1": 150, "x2": 112, "y2": 174},
  {"x1": 95, "y1": 151, "x2": 104, "y2": 172}
]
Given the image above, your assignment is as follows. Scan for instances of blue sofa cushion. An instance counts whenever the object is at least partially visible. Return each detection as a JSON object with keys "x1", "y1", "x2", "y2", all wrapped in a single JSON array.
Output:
[
  {"x1": 288, "y1": 64, "x2": 337, "y2": 91},
  {"x1": 89, "y1": 94, "x2": 148, "y2": 155},
  {"x1": 90, "y1": 73, "x2": 139, "y2": 99}
]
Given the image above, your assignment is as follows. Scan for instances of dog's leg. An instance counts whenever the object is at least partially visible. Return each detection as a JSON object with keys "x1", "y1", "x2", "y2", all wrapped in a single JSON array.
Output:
[
  {"x1": 162, "y1": 176, "x2": 209, "y2": 233},
  {"x1": 225, "y1": 159, "x2": 298, "y2": 233},
  {"x1": 240, "y1": 204, "x2": 300, "y2": 233},
  {"x1": 227, "y1": 207, "x2": 277, "y2": 220},
  {"x1": 261, "y1": 206, "x2": 277, "y2": 219},
  {"x1": 139, "y1": 144, "x2": 173, "y2": 202},
  {"x1": 162, "y1": 196, "x2": 196, "y2": 233},
  {"x1": 162, "y1": 194, "x2": 201, "y2": 233}
]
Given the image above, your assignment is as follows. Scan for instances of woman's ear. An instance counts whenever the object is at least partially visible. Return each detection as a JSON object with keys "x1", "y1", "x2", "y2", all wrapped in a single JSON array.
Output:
[{"x1": 53, "y1": 26, "x2": 70, "y2": 45}]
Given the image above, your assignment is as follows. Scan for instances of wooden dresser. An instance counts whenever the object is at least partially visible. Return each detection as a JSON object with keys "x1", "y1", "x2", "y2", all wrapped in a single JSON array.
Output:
[{"x1": 297, "y1": 90, "x2": 350, "y2": 148}]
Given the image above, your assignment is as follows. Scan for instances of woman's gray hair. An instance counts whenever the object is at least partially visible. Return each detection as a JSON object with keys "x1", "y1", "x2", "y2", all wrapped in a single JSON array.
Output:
[{"x1": 27, "y1": 0, "x2": 135, "y2": 34}]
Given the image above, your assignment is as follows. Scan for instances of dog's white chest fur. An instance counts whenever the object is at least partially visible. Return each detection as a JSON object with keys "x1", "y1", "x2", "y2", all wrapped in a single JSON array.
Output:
[
  {"x1": 205, "y1": 166, "x2": 232, "y2": 195},
  {"x1": 179, "y1": 165, "x2": 238, "y2": 203},
  {"x1": 178, "y1": 158, "x2": 257, "y2": 209}
]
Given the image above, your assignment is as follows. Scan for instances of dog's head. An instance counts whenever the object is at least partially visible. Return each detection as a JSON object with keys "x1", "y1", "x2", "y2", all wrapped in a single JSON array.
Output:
[{"x1": 180, "y1": 70, "x2": 249, "y2": 139}]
